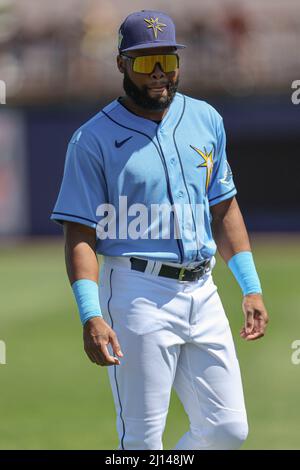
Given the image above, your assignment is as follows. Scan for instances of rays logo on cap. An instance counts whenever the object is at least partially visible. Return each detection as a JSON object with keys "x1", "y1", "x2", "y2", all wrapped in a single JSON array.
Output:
[
  {"x1": 118, "y1": 29, "x2": 123, "y2": 49},
  {"x1": 144, "y1": 17, "x2": 167, "y2": 39}
]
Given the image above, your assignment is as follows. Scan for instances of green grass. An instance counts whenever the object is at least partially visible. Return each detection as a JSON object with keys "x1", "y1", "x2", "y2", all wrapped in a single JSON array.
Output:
[{"x1": 0, "y1": 236, "x2": 300, "y2": 449}]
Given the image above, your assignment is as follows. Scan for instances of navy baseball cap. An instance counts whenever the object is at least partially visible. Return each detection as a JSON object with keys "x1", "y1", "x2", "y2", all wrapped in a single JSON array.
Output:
[{"x1": 118, "y1": 10, "x2": 186, "y2": 52}]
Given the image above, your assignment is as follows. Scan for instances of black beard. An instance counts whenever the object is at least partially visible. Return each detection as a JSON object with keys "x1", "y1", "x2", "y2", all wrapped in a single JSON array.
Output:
[{"x1": 123, "y1": 70, "x2": 179, "y2": 111}]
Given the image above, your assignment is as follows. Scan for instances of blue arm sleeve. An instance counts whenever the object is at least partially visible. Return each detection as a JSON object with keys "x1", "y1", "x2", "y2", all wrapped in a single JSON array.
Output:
[
  {"x1": 228, "y1": 251, "x2": 262, "y2": 296},
  {"x1": 72, "y1": 279, "x2": 102, "y2": 325}
]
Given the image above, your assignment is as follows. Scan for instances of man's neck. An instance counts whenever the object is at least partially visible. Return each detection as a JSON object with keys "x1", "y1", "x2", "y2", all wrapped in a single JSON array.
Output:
[{"x1": 119, "y1": 96, "x2": 169, "y2": 122}]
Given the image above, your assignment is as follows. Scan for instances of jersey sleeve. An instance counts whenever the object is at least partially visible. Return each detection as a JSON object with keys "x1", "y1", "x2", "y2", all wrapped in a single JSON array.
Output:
[
  {"x1": 208, "y1": 118, "x2": 237, "y2": 206},
  {"x1": 51, "y1": 137, "x2": 108, "y2": 229}
]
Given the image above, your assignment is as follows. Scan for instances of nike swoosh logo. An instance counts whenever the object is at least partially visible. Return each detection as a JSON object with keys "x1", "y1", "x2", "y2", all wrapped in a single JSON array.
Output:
[{"x1": 115, "y1": 136, "x2": 132, "y2": 148}]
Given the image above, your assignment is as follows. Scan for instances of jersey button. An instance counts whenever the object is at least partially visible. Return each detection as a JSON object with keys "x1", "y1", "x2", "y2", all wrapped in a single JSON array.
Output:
[
  {"x1": 177, "y1": 191, "x2": 184, "y2": 198},
  {"x1": 170, "y1": 158, "x2": 176, "y2": 165}
]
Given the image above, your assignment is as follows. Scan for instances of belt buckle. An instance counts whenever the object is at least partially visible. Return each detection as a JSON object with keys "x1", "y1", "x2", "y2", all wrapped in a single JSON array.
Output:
[
  {"x1": 178, "y1": 264, "x2": 202, "y2": 281},
  {"x1": 190, "y1": 265, "x2": 204, "y2": 273},
  {"x1": 190, "y1": 262, "x2": 206, "y2": 274},
  {"x1": 178, "y1": 267, "x2": 187, "y2": 281},
  {"x1": 179, "y1": 260, "x2": 210, "y2": 281}
]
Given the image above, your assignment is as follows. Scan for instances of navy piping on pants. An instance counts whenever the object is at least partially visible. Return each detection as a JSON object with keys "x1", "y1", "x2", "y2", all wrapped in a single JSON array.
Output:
[{"x1": 107, "y1": 268, "x2": 126, "y2": 450}]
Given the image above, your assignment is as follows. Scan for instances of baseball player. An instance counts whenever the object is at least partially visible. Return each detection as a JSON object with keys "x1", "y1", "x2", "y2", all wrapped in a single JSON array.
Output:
[{"x1": 51, "y1": 10, "x2": 269, "y2": 450}]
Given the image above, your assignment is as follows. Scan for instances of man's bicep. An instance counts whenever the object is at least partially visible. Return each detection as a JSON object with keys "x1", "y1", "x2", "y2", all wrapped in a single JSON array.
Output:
[
  {"x1": 64, "y1": 221, "x2": 96, "y2": 236},
  {"x1": 64, "y1": 221, "x2": 97, "y2": 247},
  {"x1": 210, "y1": 196, "x2": 237, "y2": 221}
]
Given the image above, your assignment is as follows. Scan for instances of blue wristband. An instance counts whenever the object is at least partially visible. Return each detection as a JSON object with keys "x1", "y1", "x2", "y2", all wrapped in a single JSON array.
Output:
[
  {"x1": 72, "y1": 279, "x2": 102, "y2": 325},
  {"x1": 227, "y1": 251, "x2": 262, "y2": 296}
]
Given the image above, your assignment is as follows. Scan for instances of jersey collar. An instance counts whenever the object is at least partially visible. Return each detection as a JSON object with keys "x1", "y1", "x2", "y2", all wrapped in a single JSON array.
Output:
[{"x1": 101, "y1": 93, "x2": 185, "y2": 136}]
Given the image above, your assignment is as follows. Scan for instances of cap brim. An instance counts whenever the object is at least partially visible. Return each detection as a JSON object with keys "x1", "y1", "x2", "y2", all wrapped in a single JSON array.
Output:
[{"x1": 121, "y1": 42, "x2": 186, "y2": 52}]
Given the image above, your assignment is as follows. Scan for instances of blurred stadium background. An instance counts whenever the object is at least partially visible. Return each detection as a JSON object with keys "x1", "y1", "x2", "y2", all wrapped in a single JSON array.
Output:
[{"x1": 0, "y1": 0, "x2": 299, "y2": 450}]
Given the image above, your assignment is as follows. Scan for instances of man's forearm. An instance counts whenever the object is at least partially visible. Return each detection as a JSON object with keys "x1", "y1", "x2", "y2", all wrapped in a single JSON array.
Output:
[
  {"x1": 211, "y1": 197, "x2": 251, "y2": 262},
  {"x1": 211, "y1": 197, "x2": 262, "y2": 297},
  {"x1": 63, "y1": 221, "x2": 103, "y2": 326},
  {"x1": 64, "y1": 222, "x2": 99, "y2": 285}
]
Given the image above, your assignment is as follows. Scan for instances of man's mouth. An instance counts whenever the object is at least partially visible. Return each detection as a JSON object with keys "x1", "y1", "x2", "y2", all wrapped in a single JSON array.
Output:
[
  {"x1": 148, "y1": 83, "x2": 168, "y2": 89},
  {"x1": 148, "y1": 84, "x2": 168, "y2": 94}
]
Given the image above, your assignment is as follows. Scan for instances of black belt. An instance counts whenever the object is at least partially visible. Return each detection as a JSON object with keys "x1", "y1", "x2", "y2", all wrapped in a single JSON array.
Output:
[{"x1": 129, "y1": 257, "x2": 211, "y2": 281}]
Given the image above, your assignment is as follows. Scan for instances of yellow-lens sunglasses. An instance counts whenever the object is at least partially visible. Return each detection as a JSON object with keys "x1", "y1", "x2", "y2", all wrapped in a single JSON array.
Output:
[{"x1": 121, "y1": 53, "x2": 179, "y2": 74}]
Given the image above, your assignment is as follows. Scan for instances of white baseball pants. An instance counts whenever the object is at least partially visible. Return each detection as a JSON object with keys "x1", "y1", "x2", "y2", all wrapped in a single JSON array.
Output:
[{"x1": 99, "y1": 256, "x2": 248, "y2": 450}]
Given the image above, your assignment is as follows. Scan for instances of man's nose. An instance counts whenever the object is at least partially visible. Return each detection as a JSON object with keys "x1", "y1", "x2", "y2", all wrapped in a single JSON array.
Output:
[{"x1": 150, "y1": 63, "x2": 166, "y2": 80}]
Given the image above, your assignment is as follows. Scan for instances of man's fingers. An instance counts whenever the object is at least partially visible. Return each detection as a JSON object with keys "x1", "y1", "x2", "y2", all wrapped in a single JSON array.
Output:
[
  {"x1": 244, "y1": 332, "x2": 264, "y2": 341},
  {"x1": 88, "y1": 345, "x2": 119, "y2": 366},
  {"x1": 110, "y1": 332, "x2": 124, "y2": 358},
  {"x1": 240, "y1": 324, "x2": 265, "y2": 341},
  {"x1": 250, "y1": 310, "x2": 268, "y2": 338},
  {"x1": 98, "y1": 341, "x2": 121, "y2": 366},
  {"x1": 244, "y1": 310, "x2": 254, "y2": 334},
  {"x1": 84, "y1": 338, "x2": 120, "y2": 366},
  {"x1": 241, "y1": 297, "x2": 269, "y2": 342},
  {"x1": 255, "y1": 313, "x2": 268, "y2": 331},
  {"x1": 253, "y1": 320, "x2": 265, "y2": 336},
  {"x1": 84, "y1": 348, "x2": 96, "y2": 364},
  {"x1": 84, "y1": 346, "x2": 105, "y2": 365},
  {"x1": 83, "y1": 323, "x2": 123, "y2": 366}
]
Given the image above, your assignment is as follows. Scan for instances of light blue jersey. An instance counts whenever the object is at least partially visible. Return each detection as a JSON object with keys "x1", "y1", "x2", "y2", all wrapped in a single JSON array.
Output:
[{"x1": 51, "y1": 93, "x2": 236, "y2": 265}]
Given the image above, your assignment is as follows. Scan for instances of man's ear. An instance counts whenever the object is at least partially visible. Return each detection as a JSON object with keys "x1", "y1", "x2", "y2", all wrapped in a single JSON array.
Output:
[{"x1": 117, "y1": 55, "x2": 125, "y2": 74}]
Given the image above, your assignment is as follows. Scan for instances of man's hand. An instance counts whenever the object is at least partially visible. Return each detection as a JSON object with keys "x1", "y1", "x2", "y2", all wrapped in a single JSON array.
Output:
[
  {"x1": 240, "y1": 294, "x2": 269, "y2": 341},
  {"x1": 83, "y1": 317, "x2": 123, "y2": 366}
]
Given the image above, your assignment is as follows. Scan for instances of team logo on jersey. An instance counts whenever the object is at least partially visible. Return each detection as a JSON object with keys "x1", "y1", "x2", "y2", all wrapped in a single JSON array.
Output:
[
  {"x1": 190, "y1": 145, "x2": 214, "y2": 191},
  {"x1": 144, "y1": 17, "x2": 167, "y2": 39},
  {"x1": 218, "y1": 161, "x2": 233, "y2": 185},
  {"x1": 115, "y1": 136, "x2": 132, "y2": 148}
]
